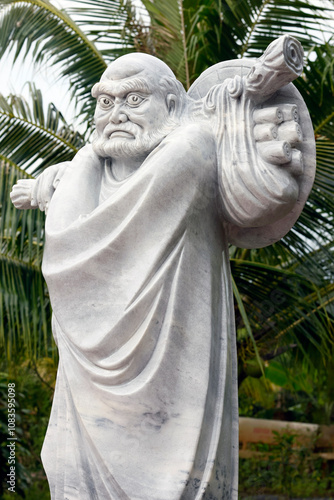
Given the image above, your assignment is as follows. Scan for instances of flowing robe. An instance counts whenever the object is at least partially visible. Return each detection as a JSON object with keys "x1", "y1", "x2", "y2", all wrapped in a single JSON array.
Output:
[{"x1": 41, "y1": 104, "x2": 298, "y2": 498}]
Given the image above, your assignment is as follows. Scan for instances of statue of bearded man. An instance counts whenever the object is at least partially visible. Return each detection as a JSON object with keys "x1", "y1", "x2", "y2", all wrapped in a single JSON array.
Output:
[{"x1": 10, "y1": 43, "x2": 315, "y2": 500}]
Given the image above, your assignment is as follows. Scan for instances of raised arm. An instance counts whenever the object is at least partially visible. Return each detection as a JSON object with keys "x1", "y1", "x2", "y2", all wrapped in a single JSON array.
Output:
[
  {"x1": 207, "y1": 82, "x2": 302, "y2": 229},
  {"x1": 189, "y1": 35, "x2": 315, "y2": 248}
]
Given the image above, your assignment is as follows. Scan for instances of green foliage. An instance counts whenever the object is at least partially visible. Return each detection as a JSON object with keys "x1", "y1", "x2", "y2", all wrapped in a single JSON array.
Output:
[
  {"x1": 0, "y1": 362, "x2": 55, "y2": 499},
  {"x1": 0, "y1": 0, "x2": 333, "y2": 496},
  {"x1": 0, "y1": 86, "x2": 86, "y2": 361},
  {"x1": 0, "y1": 0, "x2": 333, "y2": 383},
  {"x1": 239, "y1": 431, "x2": 334, "y2": 496},
  {"x1": 239, "y1": 352, "x2": 334, "y2": 425},
  {"x1": 139, "y1": 0, "x2": 332, "y2": 87},
  {"x1": 235, "y1": 255, "x2": 334, "y2": 388},
  {"x1": 0, "y1": 165, "x2": 51, "y2": 361},
  {"x1": 0, "y1": 85, "x2": 84, "y2": 175},
  {"x1": 0, "y1": 0, "x2": 108, "y2": 124}
]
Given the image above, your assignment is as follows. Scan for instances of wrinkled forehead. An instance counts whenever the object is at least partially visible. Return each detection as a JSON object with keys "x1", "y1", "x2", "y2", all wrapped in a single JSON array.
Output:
[
  {"x1": 91, "y1": 75, "x2": 151, "y2": 99},
  {"x1": 92, "y1": 59, "x2": 154, "y2": 98},
  {"x1": 92, "y1": 54, "x2": 175, "y2": 98}
]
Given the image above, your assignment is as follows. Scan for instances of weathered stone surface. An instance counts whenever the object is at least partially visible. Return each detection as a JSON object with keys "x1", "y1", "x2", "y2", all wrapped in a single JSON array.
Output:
[{"x1": 10, "y1": 35, "x2": 315, "y2": 500}]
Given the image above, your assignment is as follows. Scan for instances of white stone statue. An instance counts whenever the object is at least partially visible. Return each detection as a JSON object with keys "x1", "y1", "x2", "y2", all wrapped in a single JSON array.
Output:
[{"x1": 10, "y1": 36, "x2": 315, "y2": 499}]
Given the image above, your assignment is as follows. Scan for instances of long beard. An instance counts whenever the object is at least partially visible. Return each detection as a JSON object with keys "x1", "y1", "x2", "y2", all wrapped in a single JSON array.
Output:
[{"x1": 92, "y1": 118, "x2": 178, "y2": 159}]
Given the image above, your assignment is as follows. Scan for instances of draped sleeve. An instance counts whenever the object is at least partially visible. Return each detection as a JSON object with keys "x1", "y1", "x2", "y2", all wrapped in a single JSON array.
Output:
[
  {"x1": 205, "y1": 81, "x2": 299, "y2": 232},
  {"x1": 188, "y1": 59, "x2": 316, "y2": 250}
]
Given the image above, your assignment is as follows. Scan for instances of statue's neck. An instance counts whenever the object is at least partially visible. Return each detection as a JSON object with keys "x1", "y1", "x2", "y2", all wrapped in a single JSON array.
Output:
[{"x1": 111, "y1": 155, "x2": 147, "y2": 181}]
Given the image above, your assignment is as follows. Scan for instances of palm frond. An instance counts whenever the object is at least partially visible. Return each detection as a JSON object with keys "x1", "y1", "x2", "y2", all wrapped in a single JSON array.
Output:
[
  {"x1": 140, "y1": 0, "x2": 189, "y2": 85},
  {"x1": 0, "y1": 156, "x2": 52, "y2": 360},
  {"x1": 316, "y1": 140, "x2": 334, "y2": 194},
  {"x1": 232, "y1": 258, "x2": 334, "y2": 369},
  {"x1": 296, "y1": 41, "x2": 334, "y2": 139},
  {"x1": 0, "y1": 0, "x2": 108, "y2": 121},
  {"x1": 0, "y1": 84, "x2": 85, "y2": 175},
  {"x1": 137, "y1": 0, "x2": 333, "y2": 87},
  {"x1": 239, "y1": 0, "x2": 332, "y2": 58},
  {"x1": 65, "y1": 0, "x2": 147, "y2": 57},
  {"x1": 186, "y1": 0, "x2": 332, "y2": 83},
  {"x1": 0, "y1": 89, "x2": 85, "y2": 360}
]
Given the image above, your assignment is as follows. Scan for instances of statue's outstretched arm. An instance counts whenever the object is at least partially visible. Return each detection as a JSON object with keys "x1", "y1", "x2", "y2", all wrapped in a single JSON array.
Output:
[
  {"x1": 10, "y1": 162, "x2": 70, "y2": 213},
  {"x1": 10, "y1": 144, "x2": 100, "y2": 213}
]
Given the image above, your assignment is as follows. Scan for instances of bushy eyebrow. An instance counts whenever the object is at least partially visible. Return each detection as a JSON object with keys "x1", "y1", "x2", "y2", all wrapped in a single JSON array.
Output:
[{"x1": 92, "y1": 77, "x2": 150, "y2": 98}]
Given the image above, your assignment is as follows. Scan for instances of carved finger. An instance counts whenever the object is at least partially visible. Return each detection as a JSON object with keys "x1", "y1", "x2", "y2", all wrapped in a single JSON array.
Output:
[
  {"x1": 38, "y1": 194, "x2": 51, "y2": 212},
  {"x1": 277, "y1": 121, "x2": 303, "y2": 144},
  {"x1": 254, "y1": 123, "x2": 278, "y2": 141},
  {"x1": 280, "y1": 103, "x2": 299, "y2": 122},
  {"x1": 289, "y1": 149, "x2": 304, "y2": 176},
  {"x1": 258, "y1": 141, "x2": 292, "y2": 164},
  {"x1": 253, "y1": 106, "x2": 284, "y2": 124}
]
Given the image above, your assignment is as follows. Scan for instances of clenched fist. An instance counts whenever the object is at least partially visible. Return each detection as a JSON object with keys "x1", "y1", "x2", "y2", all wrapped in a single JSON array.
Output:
[{"x1": 10, "y1": 162, "x2": 69, "y2": 213}]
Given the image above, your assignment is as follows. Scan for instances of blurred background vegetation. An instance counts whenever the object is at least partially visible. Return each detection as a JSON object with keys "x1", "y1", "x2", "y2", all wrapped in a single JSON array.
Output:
[{"x1": 0, "y1": 0, "x2": 333, "y2": 497}]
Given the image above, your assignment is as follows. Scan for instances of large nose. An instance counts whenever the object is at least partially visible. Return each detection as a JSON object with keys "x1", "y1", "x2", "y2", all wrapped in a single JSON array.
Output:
[{"x1": 109, "y1": 103, "x2": 128, "y2": 124}]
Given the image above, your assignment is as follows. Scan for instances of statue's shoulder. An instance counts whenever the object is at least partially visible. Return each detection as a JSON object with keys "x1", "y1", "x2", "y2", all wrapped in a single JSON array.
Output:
[{"x1": 167, "y1": 121, "x2": 216, "y2": 154}]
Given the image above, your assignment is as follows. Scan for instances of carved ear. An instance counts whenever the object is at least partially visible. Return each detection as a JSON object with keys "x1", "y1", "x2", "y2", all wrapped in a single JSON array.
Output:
[{"x1": 166, "y1": 93, "x2": 177, "y2": 116}]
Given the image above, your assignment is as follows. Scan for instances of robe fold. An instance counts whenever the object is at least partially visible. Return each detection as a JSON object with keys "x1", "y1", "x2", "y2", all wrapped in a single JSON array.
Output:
[{"x1": 41, "y1": 88, "x2": 298, "y2": 498}]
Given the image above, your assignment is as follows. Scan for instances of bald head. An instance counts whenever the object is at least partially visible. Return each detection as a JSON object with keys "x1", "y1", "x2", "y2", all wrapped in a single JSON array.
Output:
[
  {"x1": 91, "y1": 53, "x2": 187, "y2": 115},
  {"x1": 91, "y1": 53, "x2": 189, "y2": 161},
  {"x1": 100, "y1": 53, "x2": 176, "y2": 82}
]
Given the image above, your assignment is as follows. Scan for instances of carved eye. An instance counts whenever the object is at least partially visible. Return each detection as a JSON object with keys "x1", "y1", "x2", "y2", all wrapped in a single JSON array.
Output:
[
  {"x1": 98, "y1": 95, "x2": 114, "y2": 110},
  {"x1": 126, "y1": 94, "x2": 144, "y2": 107}
]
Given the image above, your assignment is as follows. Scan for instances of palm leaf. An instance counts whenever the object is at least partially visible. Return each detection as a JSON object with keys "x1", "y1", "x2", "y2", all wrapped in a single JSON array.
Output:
[
  {"x1": 133, "y1": 0, "x2": 332, "y2": 88},
  {"x1": 296, "y1": 41, "x2": 334, "y2": 138},
  {"x1": 239, "y1": 0, "x2": 332, "y2": 58},
  {"x1": 0, "y1": 89, "x2": 85, "y2": 360},
  {"x1": 1, "y1": 0, "x2": 333, "y2": 377},
  {"x1": 0, "y1": 0, "x2": 108, "y2": 122},
  {"x1": 66, "y1": 0, "x2": 147, "y2": 57},
  {"x1": 140, "y1": 0, "x2": 189, "y2": 86},
  {"x1": 232, "y1": 258, "x2": 334, "y2": 367},
  {"x1": 0, "y1": 84, "x2": 84, "y2": 175},
  {"x1": 0, "y1": 156, "x2": 52, "y2": 360},
  {"x1": 185, "y1": 0, "x2": 332, "y2": 83}
]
